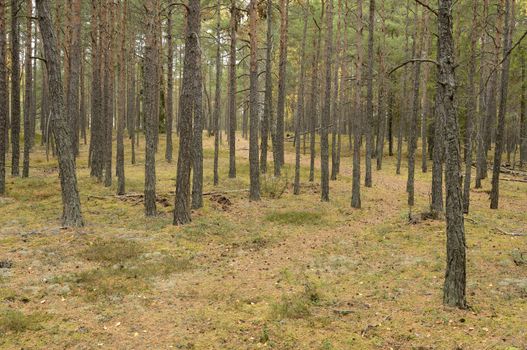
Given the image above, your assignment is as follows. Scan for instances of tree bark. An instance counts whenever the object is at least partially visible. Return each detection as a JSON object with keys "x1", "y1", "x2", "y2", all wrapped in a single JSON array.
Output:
[
  {"x1": 11, "y1": 0, "x2": 21, "y2": 176},
  {"x1": 260, "y1": 0, "x2": 273, "y2": 174},
  {"x1": 248, "y1": 0, "x2": 260, "y2": 201},
  {"x1": 351, "y1": 0, "x2": 363, "y2": 208},
  {"x1": 438, "y1": 0, "x2": 467, "y2": 309},
  {"x1": 462, "y1": 0, "x2": 478, "y2": 213},
  {"x1": 213, "y1": 0, "x2": 222, "y2": 186},
  {"x1": 174, "y1": 0, "x2": 200, "y2": 224},
  {"x1": 521, "y1": 45, "x2": 527, "y2": 169},
  {"x1": 37, "y1": 0, "x2": 84, "y2": 227},
  {"x1": 22, "y1": 0, "x2": 33, "y2": 178},
  {"x1": 294, "y1": 0, "x2": 308, "y2": 195},
  {"x1": 228, "y1": 0, "x2": 237, "y2": 178},
  {"x1": 116, "y1": 0, "x2": 127, "y2": 195},
  {"x1": 364, "y1": 0, "x2": 375, "y2": 188},
  {"x1": 490, "y1": 0, "x2": 513, "y2": 210},
  {"x1": 0, "y1": 0, "x2": 6, "y2": 194},
  {"x1": 143, "y1": 0, "x2": 159, "y2": 216},
  {"x1": 166, "y1": 9, "x2": 174, "y2": 163}
]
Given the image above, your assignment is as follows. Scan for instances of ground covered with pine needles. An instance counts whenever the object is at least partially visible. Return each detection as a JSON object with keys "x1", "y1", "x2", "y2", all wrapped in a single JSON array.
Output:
[{"x1": 1, "y1": 134, "x2": 526, "y2": 349}]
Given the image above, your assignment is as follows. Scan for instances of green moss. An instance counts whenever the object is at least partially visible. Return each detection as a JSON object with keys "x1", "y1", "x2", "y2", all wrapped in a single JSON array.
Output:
[
  {"x1": 265, "y1": 210, "x2": 323, "y2": 225},
  {"x1": 81, "y1": 239, "x2": 144, "y2": 264},
  {"x1": 0, "y1": 309, "x2": 50, "y2": 334}
]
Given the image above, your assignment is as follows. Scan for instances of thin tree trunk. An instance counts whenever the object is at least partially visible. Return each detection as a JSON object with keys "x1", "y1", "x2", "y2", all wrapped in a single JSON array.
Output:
[
  {"x1": 116, "y1": 0, "x2": 127, "y2": 195},
  {"x1": 143, "y1": 0, "x2": 159, "y2": 216},
  {"x1": 228, "y1": 1, "x2": 237, "y2": 179},
  {"x1": 90, "y1": 0, "x2": 103, "y2": 180},
  {"x1": 0, "y1": 0, "x2": 6, "y2": 194},
  {"x1": 36, "y1": 0, "x2": 84, "y2": 227},
  {"x1": 248, "y1": 0, "x2": 260, "y2": 201},
  {"x1": 490, "y1": 0, "x2": 513, "y2": 209},
  {"x1": 462, "y1": 0, "x2": 478, "y2": 213},
  {"x1": 213, "y1": 0, "x2": 221, "y2": 186},
  {"x1": 165, "y1": 10, "x2": 174, "y2": 163},
  {"x1": 22, "y1": 0, "x2": 32, "y2": 178},
  {"x1": 521, "y1": 45, "x2": 527, "y2": 169},
  {"x1": 260, "y1": 0, "x2": 273, "y2": 174},
  {"x1": 274, "y1": 0, "x2": 289, "y2": 175},
  {"x1": 11, "y1": 0, "x2": 21, "y2": 176},
  {"x1": 294, "y1": 0, "x2": 308, "y2": 195},
  {"x1": 364, "y1": 0, "x2": 375, "y2": 188},
  {"x1": 351, "y1": 0, "x2": 363, "y2": 208}
]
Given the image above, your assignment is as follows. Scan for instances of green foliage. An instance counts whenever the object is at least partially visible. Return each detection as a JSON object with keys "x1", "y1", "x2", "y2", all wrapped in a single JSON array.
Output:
[
  {"x1": 0, "y1": 309, "x2": 49, "y2": 334},
  {"x1": 81, "y1": 239, "x2": 144, "y2": 264}
]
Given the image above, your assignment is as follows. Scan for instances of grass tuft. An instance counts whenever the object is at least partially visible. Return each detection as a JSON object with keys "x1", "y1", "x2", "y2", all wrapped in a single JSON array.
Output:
[
  {"x1": 0, "y1": 309, "x2": 49, "y2": 334},
  {"x1": 81, "y1": 239, "x2": 144, "y2": 264}
]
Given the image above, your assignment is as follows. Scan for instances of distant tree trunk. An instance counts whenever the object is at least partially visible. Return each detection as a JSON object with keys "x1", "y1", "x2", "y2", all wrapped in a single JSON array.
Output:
[
  {"x1": 228, "y1": 0, "x2": 237, "y2": 179},
  {"x1": 420, "y1": 14, "x2": 431, "y2": 173},
  {"x1": 22, "y1": 0, "x2": 32, "y2": 178},
  {"x1": 462, "y1": 0, "x2": 478, "y2": 213},
  {"x1": 375, "y1": 3, "x2": 386, "y2": 171},
  {"x1": 248, "y1": 0, "x2": 260, "y2": 201},
  {"x1": 143, "y1": 0, "x2": 159, "y2": 216},
  {"x1": 116, "y1": 0, "x2": 127, "y2": 195},
  {"x1": 36, "y1": 0, "x2": 84, "y2": 227},
  {"x1": 174, "y1": 0, "x2": 200, "y2": 224},
  {"x1": 127, "y1": 39, "x2": 136, "y2": 165},
  {"x1": 396, "y1": 1, "x2": 410, "y2": 175},
  {"x1": 521, "y1": 45, "x2": 527, "y2": 169},
  {"x1": 351, "y1": 0, "x2": 363, "y2": 208},
  {"x1": 330, "y1": 0, "x2": 342, "y2": 181},
  {"x1": 66, "y1": 0, "x2": 81, "y2": 157},
  {"x1": 475, "y1": 0, "x2": 489, "y2": 187},
  {"x1": 80, "y1": 59, "x2": 87, "y2": 145},
  {"x1": 490, "y1": 0, "x2": 512, "y2": 210},
  {"x1": 11, "y1": 0, "x2": 21, "y2": 176},
  {"x1": 102, "y1": 3, "x2": 114, "y2": 188},
  {"x1": 90, "y1": 0, "x2": 103, "y2": 180},
  {"x1": 320, "y1": 0, "x2": 333, "y2": 202},
  {"x1": 260, "y1": 0, "x2": 273, "y2": 174},
  {"x1": 431, "y1": 81, "x2": 444, "y2": 216},
  {"x1": 0, "y1": 0, "x2": 6, "y2": 194},
  {"x1": 294, "y1": 0, "x2": 308, "y2": 195},
  {"x1": 407, "y1": 8, "x2": 423, "y2": 208},
  {"x1": 309, "y1": 21, "x2": 322, "y2": 182},
  {"x1": 213, "y1": 0, "x2": 221, "y2": 186},
  {"x1": 364, "y1": 0, "x2": 375, "y2": 188},
  {"x1": 438, "y1": 0, "x2": 467, "y2": 309},
  {"x1": 274, "y1": 0, "x2": 289, "y2": 176},
  {"x1": 191, "y1": 0, "x2": 204, "y2": 210},
  {"x1": 165, "y1": 9, "x2": 174, "y2": 163}
]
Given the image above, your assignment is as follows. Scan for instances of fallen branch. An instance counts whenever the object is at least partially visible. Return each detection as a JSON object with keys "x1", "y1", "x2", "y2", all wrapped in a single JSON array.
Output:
[
  {"x1": 203, "y1": 189, "x2": 249, "y2": 196},
  {"x1": 493, "y1": 227, "x2": 527, "y2": 237}
]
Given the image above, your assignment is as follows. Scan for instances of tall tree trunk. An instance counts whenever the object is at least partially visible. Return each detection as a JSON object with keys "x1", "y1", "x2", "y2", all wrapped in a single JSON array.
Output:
[
  {"x1": 351, "y1": 0, "x2": 363, "y2": 208},
  {"x1": 36, "y1": 0, "x2": 84, "y2": 227},
  {"x1": 274, "y1": 0, "x2": 289, "y2": 176},
  {"x1": 521, "y1": 45, "x2": 527, "y2": 169},
  {"x1": 475, "y1": 0, "x2": 489, "y2": 187},
  {"x1": 0, "y1": 0, "x2": 6, "y2": 194},
  {"x1": 294, "y1": 0, "x2": 308, "y2": 195},
  {"x1": 490, "y1": 0, "x2": 513, "y2": 210},
  {"x1": 375, "y1": 2, "x2": 386, "y2": 171},
  {"x1": 143, "y1": 0, "x2": 159, "y2": 216},
  {"x1": 174, "y1": 0, "x2": 200, "y2": 224},
  {"x1": 407, "y1": 8, "x2": 423, "y2": 208},
  {"x1": 438, "y1": 0, "x2": 467, "y2": 309},
  {"x1": 260, "y1": 0, "x2": 273, "y2": 174},
  {"x1": 309, "y1": 20, "x2": 322, "y2": 182},
  {"x1": 396, "y1": 0, "x2": 410, "y2": 175},
  {"x1": 116, "y1": 0, "x2": 127, "y2": 195},
  {"x1": 103, "y1": 3, "x2": 114, "y2": 188},
  {"x1": 22, "y1": 0, "x2": 32, "y2": 178},
  {"x1": 191, "y1": 0, "x2": 204, "y2": 210},
  {"x1": 364, "y1": 0, "x2": 375, "y2": 188},
  {"x1": 11, "y1": 0, "x2": 21, "y2": 176},
  {"x1": 90, "y1": 0, "x2": 103, "y2": 180},
  {"x1": 420, "y1": 14, "x2": 431, "y2": 173},
  {"x1": 66, "y1": 0, "x2": 81, "y2": 157},
  {"x1": 166, "y1": 9, "x2": 174, "y2": 163},
  {"x1": 330, "y1": 0, "x2": 342, "y2": 181},
  {"x1": 462, "y1": 0, "x2": 478, "y2": 213},
  {"x1": 320, "y1": 0, "x2": 333, "y2": 202},
  {"x1": 213, "y1": 0, "x2": 221, "y2": 186},
  {"x1": 248, "y1": 0, "x2": 260, "y2": 201},
  {"x1": 228, "y1": 0, "x2": 237, "y2": 178}
]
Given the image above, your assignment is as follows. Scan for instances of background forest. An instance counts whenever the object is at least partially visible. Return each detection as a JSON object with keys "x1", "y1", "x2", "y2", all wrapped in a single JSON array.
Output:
[{"x1": 0, "y1": 0, "x2": 526, "y2": 348}]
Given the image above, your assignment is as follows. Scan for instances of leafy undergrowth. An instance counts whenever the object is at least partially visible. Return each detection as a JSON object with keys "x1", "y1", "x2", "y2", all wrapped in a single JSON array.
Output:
[{"x1": 0, "y1": 135, "x2": 526, "y2": 349}]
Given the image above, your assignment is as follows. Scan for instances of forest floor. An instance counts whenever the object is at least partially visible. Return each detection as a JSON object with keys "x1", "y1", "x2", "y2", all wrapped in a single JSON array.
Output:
[{"x1": 0, "y1": 134, "x2": 526, "y2": 350}]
